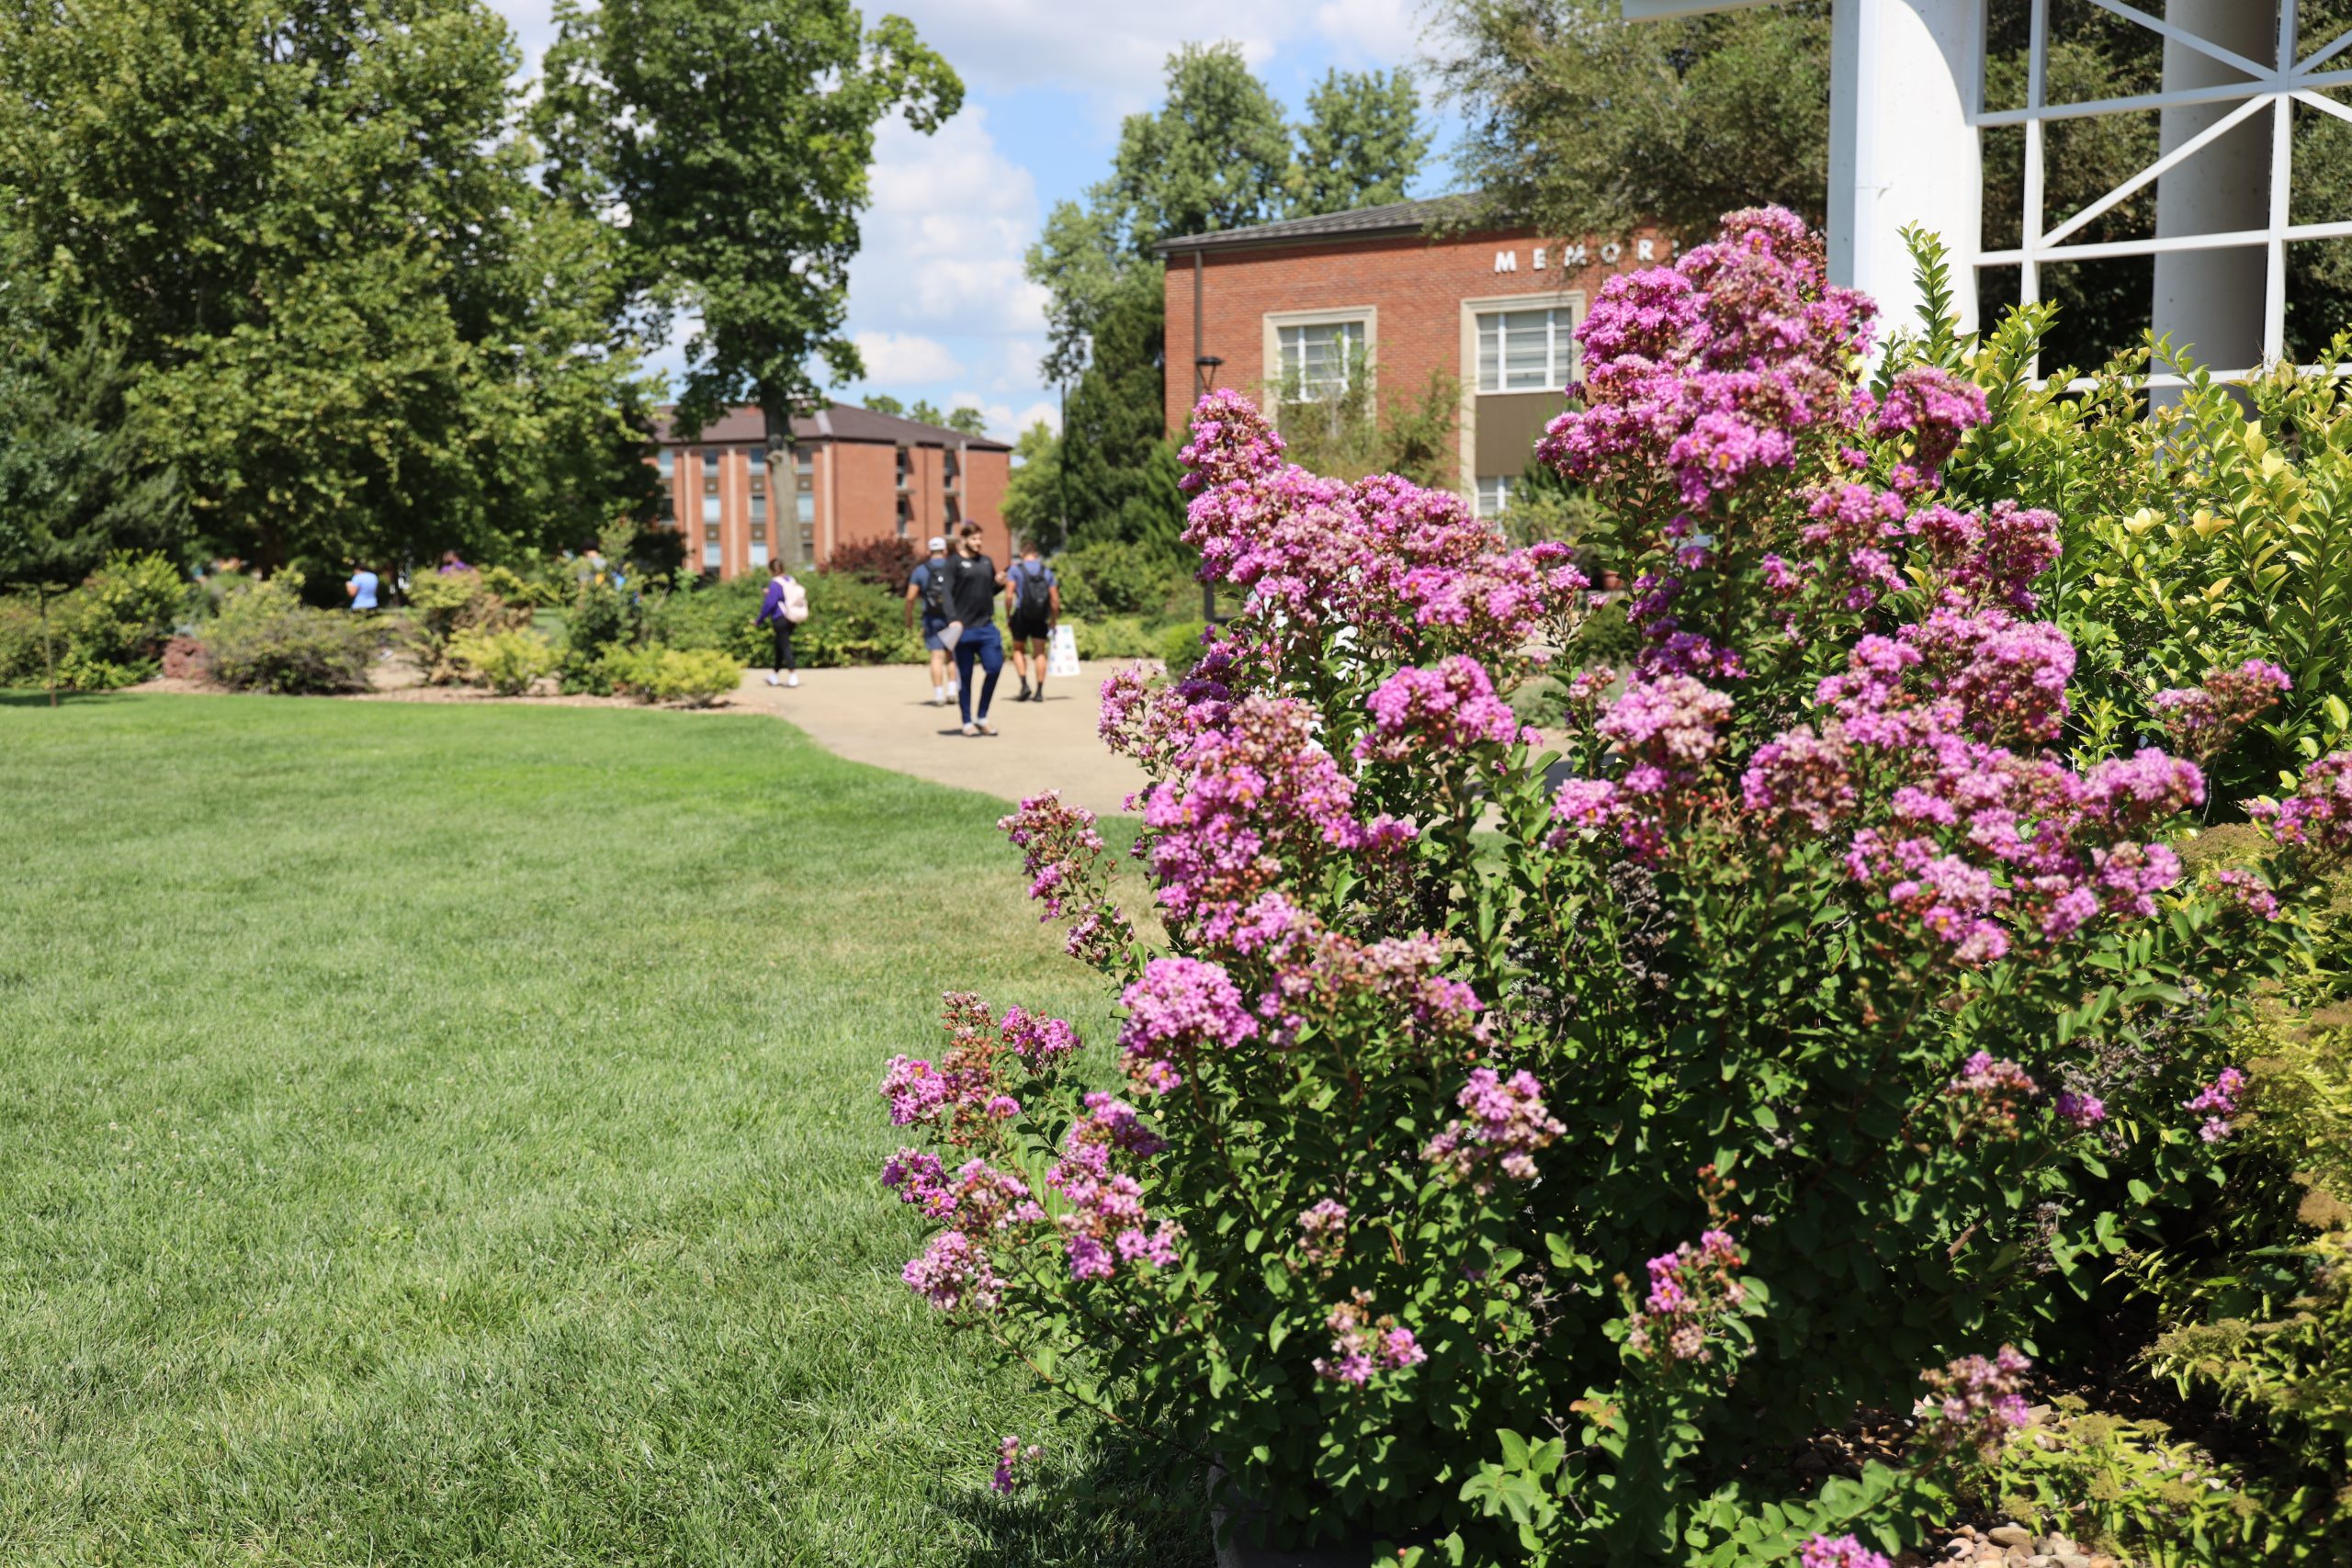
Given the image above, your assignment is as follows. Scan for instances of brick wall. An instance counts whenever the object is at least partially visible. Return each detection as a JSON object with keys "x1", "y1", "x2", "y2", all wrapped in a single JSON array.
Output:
[
  {"x1": 963, "y1": 449, "x2": 1011, "y2": 560},
  {"x1": 1162, "y1": 228, "x2": 1666, "y2": 493},
  {"x1": 831, "y1": 442, "x2": 901, "y2": 556}
]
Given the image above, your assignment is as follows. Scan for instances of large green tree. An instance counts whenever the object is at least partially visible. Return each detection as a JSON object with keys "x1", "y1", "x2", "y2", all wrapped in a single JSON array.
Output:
[
  {"x1": 537, "y1": 0, "x2": 962, "y2": 525},
  {"x1": 0, "y1": 0, "x2": 655, "y2": 572},
  {"x1": 1290, "y1": 68, "x2": 1430, "y2": 219},
  {"x1": 1026, "y1": 43, "x2": 1433, "y2": 550}
]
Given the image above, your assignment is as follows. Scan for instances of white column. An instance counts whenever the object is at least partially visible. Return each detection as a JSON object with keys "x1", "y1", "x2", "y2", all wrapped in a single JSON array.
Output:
[
  {"x1": 2151, "y1": 0, "x2": 2272, "y2": 372},
  {"x1": 1827, "y1": 0, "x2": 1984, "y2": 340}
]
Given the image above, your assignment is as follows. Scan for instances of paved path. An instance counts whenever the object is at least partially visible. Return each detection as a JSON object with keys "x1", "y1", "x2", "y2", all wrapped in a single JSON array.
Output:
[{"x1": 728, "y1": 660, "x2": 1152, "y2": 818}]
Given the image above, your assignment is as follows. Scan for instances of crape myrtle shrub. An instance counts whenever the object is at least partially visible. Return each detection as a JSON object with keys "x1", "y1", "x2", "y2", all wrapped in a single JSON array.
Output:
[
  {"x1": 1896, "y1": 240, "x2": 2352, "y2": 818},
  {"x1": 876, "y1": 210, "x2": 2352, "y2": 1565}
]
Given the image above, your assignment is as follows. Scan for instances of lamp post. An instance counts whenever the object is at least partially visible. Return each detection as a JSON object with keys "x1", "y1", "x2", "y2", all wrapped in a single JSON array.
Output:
[{"x1": 1193, "y1": 356, "x2": 1227, "y2": 625}]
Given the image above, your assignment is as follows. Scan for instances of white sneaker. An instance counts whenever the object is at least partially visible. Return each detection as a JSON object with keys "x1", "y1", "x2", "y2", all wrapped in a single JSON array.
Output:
[
  {"x1": 765, "y1": 673, "x2": 780, "y2": 687},
  {"x1": 961, "y1": 722, "x2": 979, "y2": 737},
  {"x1": 786, "y1": 673, "x2": 799, "y2": 688}
]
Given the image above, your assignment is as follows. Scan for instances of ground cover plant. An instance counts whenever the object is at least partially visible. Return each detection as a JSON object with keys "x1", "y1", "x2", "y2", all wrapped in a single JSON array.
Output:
[
  {"x1": 0, "y1": 692, "x2": 1206, "y2": 1566},
  {"x1": 877, "y1": 211, "x2": 2352, "y2": 1565}
]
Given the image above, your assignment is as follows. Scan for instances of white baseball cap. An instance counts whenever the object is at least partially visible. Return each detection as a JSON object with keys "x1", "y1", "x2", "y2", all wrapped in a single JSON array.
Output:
[{"x1": 927, "y1": 536, "x2": 946, "y2": 551}]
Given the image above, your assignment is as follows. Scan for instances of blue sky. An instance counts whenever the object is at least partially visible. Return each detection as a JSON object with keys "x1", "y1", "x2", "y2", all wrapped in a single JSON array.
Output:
[{"x1": 488, "y1": 0, "x2": 1454, "y2": 442}]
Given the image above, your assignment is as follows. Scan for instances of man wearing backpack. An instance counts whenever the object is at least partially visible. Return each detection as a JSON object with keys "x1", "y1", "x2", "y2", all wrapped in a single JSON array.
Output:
[
  {"x1": 904, "y1": 536, "x2": 958, "y2": 707},
  {"x1": 755, "y1": 560, "x2": 808, "y2": 688},
  {"x1": 1003, "y1": 540, "x2": 1060, "y2": 703}
]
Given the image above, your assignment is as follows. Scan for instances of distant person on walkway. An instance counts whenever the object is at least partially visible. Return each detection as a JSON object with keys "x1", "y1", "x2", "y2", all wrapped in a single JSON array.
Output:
[
  {"x1": 437, "y1": 549, "x2": 471, "y2": 575},
  {"x1": 1004, "y1": 540, "x2": 1059, "y2": 703},
  {"x1": 756, "y1": 561, "x2": 808, "y2": 688},
  {"x1": 905, "y1": 536, "x2": 959, "y2": 707},
  {"x1": 944, "y1": 520, "x2": 1007, "y2": 736},
  {"x1": 345, "y1": 563, "x2": 379, "y2": 611}
]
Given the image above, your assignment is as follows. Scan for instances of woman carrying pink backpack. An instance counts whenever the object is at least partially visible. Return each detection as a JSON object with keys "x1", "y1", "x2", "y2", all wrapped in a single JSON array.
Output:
[{"x1": 755, "y1": 562, "x2": 809, "y2": 688}]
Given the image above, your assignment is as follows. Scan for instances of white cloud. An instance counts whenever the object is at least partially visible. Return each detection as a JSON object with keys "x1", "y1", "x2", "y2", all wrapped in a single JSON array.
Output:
[
  {"x1": 1313, "y1": 0, "x2": 1429, "y2": 69},
  {"x1": 949, "y1": 393, "x2": 1062, "y2": 441},
  {"x1": 854, "y1": 110, "x2": 1049, "y2": 338},
  {"x1": 852, "y1": 331, "x2": 965, "y2": 383}
]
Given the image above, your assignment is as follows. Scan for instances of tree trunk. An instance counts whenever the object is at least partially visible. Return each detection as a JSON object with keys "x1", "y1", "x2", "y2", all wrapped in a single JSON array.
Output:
[{"x1": 762, "y1": 395, "x2": 798, "y2": 570}]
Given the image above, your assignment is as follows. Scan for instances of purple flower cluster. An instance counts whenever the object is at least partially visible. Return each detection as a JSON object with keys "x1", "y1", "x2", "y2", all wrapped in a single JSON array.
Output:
[
  {"x1": 2053, "y1": 1090, "x2": 2107, "y2": 1130},
  {"x1": 1539, "y1": 208, "x2": 1873, "y2": 512},
  {"x1": 2254, "y1": 751, "x2": 2352, "y2": 860},
  {"x1": 1625, "y1": 1229, "x2": 1746, "y2": 1363},
  {"x1": 1800, "y1": 1535, "x2": 1893, "y2": 1568},
  {"x1": 1914, "y1": 1346, "x2": 2033, "y2": 1464},
  {"x1": 880, "y1": 993, "x2": 1084, "y2": 1145},
  {"x1": 1355, "y1": 655, "x2": 1533, "y2": 764},
  {"x1": 1118, "y1": 956, "x2": 1258, "y2": 1095},
  {"x1": 2211, "y1": 865, "x2": 2282, "y2": 921},
  {"x1": 1424, "y1": 1067, "x2": 1566, "y2": 1195},
  {"x1": 1944, "y1": 1052, "x2": 2040, "y2": 1140},
  {"x1": 1181, "y1": 391, "x2": 1586, "y2": 656},
  {"x1": 1312, "y1": 1291, "x2": 1427, "y2": 1387},
  {"x1": 1550, "y1": 674, "x2": 1735, "y2": 859},
  {"x1": 903, "y1": 1231, "x2": 1004, "y2": 1314},
  {"x1": 1296, "y1": 1199, "x2": 1349, "y2": 1267},
  {"x1": 2184, "y1": 1066, "x2": 2247, "y2": 1144},
  {"x1": 883, "y1": 1154, "x2": 1045, "y2": 1232},
  {"x1": 1046, "y1": 1092, "x2": 1180, "y2": 1281},
  {"x1": 2153, "y1": 660, "x2": 2291, "y2": 765},
  {"x1": 1001, "y1": 791, "x2": 1135, "y2": 965},
  {"x1": 991, "y1": 1434, "x2": 1041, "y2": 1495},
  {"x1": 1870, "y1": 365, "x2": 1988, "y2": 483},
  {"x1": 1142, "y1": 694, "x2": 1413, "y2": 946}
]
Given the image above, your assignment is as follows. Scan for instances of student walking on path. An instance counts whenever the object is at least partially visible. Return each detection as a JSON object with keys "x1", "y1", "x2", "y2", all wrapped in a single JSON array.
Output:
[
  {"x1": 1004, "y1": 541, "x2": 1059, "y2": 703},
  {"x1": 756, "y1": 561, "x2": 808, "y2": 688},
  {"x1": 904, "y1": 536, "x2": 959, "y2": 707},
  {"x1": 942, "y1": 520, "x2": 1007, "y2": 736}
]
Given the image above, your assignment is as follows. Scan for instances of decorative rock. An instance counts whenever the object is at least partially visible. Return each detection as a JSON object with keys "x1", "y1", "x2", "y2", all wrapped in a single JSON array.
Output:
[{"x1": 1986, "y1": 1524, "x2": 2032, "y2": 1548}]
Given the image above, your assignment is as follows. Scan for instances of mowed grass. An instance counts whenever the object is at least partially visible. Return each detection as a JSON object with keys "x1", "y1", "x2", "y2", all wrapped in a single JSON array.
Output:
[{"x1": 0, "y1": 694, "x2": 1208, "y2": 1567}]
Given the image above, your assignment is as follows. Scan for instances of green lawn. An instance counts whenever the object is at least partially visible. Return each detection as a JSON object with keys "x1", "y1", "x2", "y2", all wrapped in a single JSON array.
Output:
[{"x1": 0, "y1": 693, "x2": 1206, "y2": 1566}]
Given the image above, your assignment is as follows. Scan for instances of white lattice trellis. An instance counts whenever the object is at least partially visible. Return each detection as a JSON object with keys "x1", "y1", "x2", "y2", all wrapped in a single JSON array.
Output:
[{"x1": 1977, "y1": 0, "x2": 2352, "y2": 379}]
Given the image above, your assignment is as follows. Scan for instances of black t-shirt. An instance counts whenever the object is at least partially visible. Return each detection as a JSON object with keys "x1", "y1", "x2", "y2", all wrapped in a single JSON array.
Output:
[{"x1": 944, "y1": 551, "x2": 998, "y2": 626}]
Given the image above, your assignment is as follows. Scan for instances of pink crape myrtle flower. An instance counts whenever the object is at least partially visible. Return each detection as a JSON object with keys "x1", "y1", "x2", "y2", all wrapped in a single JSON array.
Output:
[
  {"x1": 990, "y1": 1434, "x2": 1041, "y2": 1495},
  {"x1": 2253, "y1": 751, "x2": 2352, "y2": 859},
  {"x1": 1915, "y1": 1346, "x2": 2033, "y2": 1462},
  {"x1": 903, "y1": 1230, "x2": 1003, "y2": 1314},
  {"x1": 2185, "y1": 1066, "x2": 2247, "y2": 1144},
  {"x1": 1312, "y1": 1291, "x2": 1428, "y2": 1386},
  {"x1": 1117, "y1": 956, "x2": 1258, "y2": 1094},
  {"x1": 1625, "y1": 1229, "x2": 1746, "y2": 1363},
  {"x1": 1356, "y1": 655, "x2": 1533, "y2": 763},
  {"x1": 1425, "y1": 1067, "x2": 1566, "y2": 1194},
  {"x1": 2153, "y1": 660, "x2": 2290, "y2": 765},
  {"x1": 1047, "y1": 1092, "x2": 1180, "y2": 1281},
  {"x1": 1297, "y1": 1199, "x2": 1349, "y2": 1267},
  {"x1": 1800, "y1": 1535, "x2": 1893, "y2": 1568}
]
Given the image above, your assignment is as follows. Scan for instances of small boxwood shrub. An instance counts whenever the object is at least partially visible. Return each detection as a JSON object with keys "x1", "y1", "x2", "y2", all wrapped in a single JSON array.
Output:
[
  {"x1": 1156, "y1": 617, "x2": 1207, "y2": 671},
  {"x1": 599, "y1": 645, "x2": 739, "y2": 706},
  {"x1": 447, "y1": 627, "x2": 558, "y2": 695},
  {"x1": 1072, "y1": 616, "x2": 1159, "y2": 660},
  {"x1": 199, "y1": 576, "x2": 376, "y2": 694},
  {"x1": 0, "y1": 552, "x2": 186, "y2": 689},
  {"x1": 1054, "y1": 540, "x2": 1193, "y2": 622}
]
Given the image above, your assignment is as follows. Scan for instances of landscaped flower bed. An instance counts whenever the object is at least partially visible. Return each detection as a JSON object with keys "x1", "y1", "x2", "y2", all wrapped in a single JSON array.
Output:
[{"x1": 879, "y1": 211, "x2": 2352, "y2": 1566}]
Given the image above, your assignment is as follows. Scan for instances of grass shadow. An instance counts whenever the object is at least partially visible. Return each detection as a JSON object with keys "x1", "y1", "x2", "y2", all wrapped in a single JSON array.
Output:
[{"x1": 939, "y1": 1434, "x2": 1215, "y2": 1568}]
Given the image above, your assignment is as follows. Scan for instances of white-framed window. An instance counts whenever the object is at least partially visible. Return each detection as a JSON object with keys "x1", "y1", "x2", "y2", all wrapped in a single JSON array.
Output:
[
  {"x1": 1476, "y1": 308, "x2": 1574, "y2": 393},
  {"x1": 702, "y1": 525, "x2": 721, "y2": 571},
  {"x1": 1276, "y1": 320, "x2": 1366, "y2": 400},
  {"x1": 1476, "y1": 475, "x2": 1514, "y2": 519},
  {"x1": 656, "y1": 448, "x2": 673, "y2": 478},
  {"x1": 702, "y1": 493, "x2": 721, "y2": 525},
  {"x1": 748, "y1": 541, "x2": 770, "y2": 568}
]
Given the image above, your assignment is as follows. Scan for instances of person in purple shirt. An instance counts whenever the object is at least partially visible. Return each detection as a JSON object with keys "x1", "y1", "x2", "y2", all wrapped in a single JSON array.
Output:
[
  {"x1": 754, "y1": 562, "x2": 808, "y2": 687},
  {"x1": 437, "y1": 549, "x2": 471, "y2": 575}
]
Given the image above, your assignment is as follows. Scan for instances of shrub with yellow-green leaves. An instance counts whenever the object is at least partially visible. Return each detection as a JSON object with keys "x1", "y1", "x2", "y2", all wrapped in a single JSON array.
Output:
[{"x1": 447, "y1": 626, "x2": 558, "y2": 696}]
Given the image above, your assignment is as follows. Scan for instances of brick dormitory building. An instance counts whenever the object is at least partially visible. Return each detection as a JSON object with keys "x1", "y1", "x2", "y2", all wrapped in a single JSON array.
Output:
[
  {"x1": 649, "y1": 404, "x2": 1012, "y2": 578},
  {"x1": 1159, "y1": 195, "x2": 1668, "y2": 518}
]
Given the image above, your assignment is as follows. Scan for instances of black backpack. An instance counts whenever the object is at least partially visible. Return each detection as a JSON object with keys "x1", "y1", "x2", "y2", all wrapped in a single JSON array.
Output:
[
  {"x1": 1013, "y1": 561, "x2": 1051, "y2": 616},
  {"x1": 921, "y1": 558, "x2": 954, "y2": 620}
]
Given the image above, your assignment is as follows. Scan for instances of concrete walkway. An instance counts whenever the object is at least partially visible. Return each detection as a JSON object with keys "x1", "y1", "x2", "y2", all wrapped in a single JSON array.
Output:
[{"x1": 728, "y1": 660, "x2": 1152, "y2": 818}]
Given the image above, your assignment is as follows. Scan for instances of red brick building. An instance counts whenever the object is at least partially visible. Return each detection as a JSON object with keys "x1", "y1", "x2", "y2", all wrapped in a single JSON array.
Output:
[
  {"x1": 650, "y1": 404, "x2": 1012, "y2": 578},
  {"x1": 1160, "y1": 196, "x2": 1666, "y2": 517}
]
